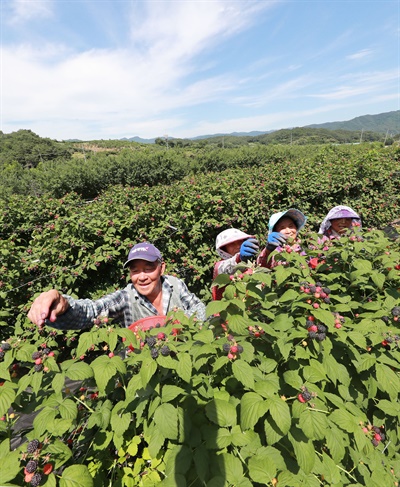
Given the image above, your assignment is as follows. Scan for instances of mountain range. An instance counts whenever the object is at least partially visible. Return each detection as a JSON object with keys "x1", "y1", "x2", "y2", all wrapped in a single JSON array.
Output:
[{"x1": 122, "y1": 110, "x2": 399, "y2": 144}]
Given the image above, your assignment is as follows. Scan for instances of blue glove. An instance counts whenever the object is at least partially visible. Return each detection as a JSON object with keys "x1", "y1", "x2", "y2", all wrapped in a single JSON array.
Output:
[
  {"x1": 266, "y1": 232, "x2": 287, "y2": 251},
  {"x1": 239, "y1": 238, "x2": 259, "y2": 262}
]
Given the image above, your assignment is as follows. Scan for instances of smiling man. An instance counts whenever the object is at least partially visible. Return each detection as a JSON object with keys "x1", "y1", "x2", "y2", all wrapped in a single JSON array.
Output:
[{"x1": 27, "y1": 243, "x2": 206, "y2": 330}]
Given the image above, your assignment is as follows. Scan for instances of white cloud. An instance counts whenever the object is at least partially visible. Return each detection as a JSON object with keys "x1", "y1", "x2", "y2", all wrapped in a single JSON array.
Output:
[
  {"x1": 7, "y1": 0, "x2": 54, "y2": 24},
  {"x1": 346, "y1": 49, "x2": 375, "y2": 60}
]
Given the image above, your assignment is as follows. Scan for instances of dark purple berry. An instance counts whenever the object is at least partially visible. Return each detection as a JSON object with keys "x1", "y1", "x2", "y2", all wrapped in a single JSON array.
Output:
[
  {"x1": 25, "y1": 460, "x2": 38, "y2": 473},
  {"x1": 32, "y1": 351, "x2": 42, "y2": 360},
  {"x1": 26, "y1": 439, "x2": 40, "y2": 454},
  {"x1": 317, "y1": 333, "x2": 326, "y2": 341},
  {"x1": 146, "y1": 337, "x2": 157, "y2": 348},
  {"x1": 391, "y1": 306, "x2": 400, "y2": 316},
  {"x1": 372, "y1": 426, "x2": 381, "y2": 433},
  {"x1": 155, "y1": 323, "x2": 161, "y2": 328},
  {"x1": 0, "y1": 352, "x2": 5, "y2": 360},
  {"x1": 301, "y1": 391, "x2": 312, "y2": 402},
  {"x1": 323, "y1": 297, "x2": 331, "y2": 304},
  {"x1": 371, "y1": 438, "x2": 380, "y2": 447},
  {"x1": 322, "y1": 287, "x2": 331, "y2": 294},
  {"x1": 309, "y1": 286, "x2": 316, "y2": 293},
  {"x1": 150, "y1": 348, "x2": 159, "y2": 359},
  {"x1": 222, "y1": 343, "x2": 231, "y2": 352},
  {"x1": 306, "y1": 320, "x2": 314, "y2": 327},
  {"x1": 34, "y1": 364, "x2": 43, "y2": 372},
  {"x1": 308, "y1": 331, "x2": 318, "y2": 339},
  {"x1": 382, "y1": 316, "x2": 389, "y2": 324},
  {"x1": 42, "y1": 348, "x2": 51, "y2": 355},
  {"x1": 380, "y1": 432, "x2": 386, "y2": 441},
  {"x1": 1, "y1": 343, "x2": 11, "y2": 351},
  {"x1": 315, "y1": 282, "x2": 322, "y2": 287},
  {"x1": 160, "y1": 346, "x2": 170, "y2": 356},
  {"x1": 30, "y1": 472, "x2": 42, "y2": 487},
  {"x1": 237, "y1": 345, "x2": 244, "y2": 353},
  {"x1": 317, "y1": 324, "x2": 327, "y2": 333}
]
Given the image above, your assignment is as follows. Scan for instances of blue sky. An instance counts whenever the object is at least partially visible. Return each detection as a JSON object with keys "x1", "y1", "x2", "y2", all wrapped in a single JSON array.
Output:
[{"x1": 1, "y1": 0, "x2": 399, "y2": 140}]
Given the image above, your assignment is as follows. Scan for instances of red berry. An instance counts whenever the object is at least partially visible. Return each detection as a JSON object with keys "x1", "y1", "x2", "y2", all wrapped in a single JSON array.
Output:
[
  {"x1": 230, "y1": 345, "x2": 238, "y2": 353},
  {"x1": 297, "y1": 394, "x2": 306, "y2": 403},
  {"x1": 313, "y1": 303, "x2": 320, "y2": 309},
  {"x1": 43, "y1": 463, "x2": 53, "y2": 475},
  {"x1": 34, "y1": 358, "x2": 42, "y2": 365}
]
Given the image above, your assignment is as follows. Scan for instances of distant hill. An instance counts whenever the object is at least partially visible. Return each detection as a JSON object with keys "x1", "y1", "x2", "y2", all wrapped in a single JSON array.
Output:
[{"x1": 305, "y1": 110, "x2": 400, "y2": 134}]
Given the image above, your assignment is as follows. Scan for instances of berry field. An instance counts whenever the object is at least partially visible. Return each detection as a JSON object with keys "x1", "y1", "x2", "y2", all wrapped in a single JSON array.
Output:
[{"x1": 0, "y1": 143, "x2": 400, "y2": 486}]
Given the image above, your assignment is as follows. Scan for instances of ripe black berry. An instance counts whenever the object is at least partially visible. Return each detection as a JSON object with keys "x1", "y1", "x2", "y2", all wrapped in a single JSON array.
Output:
[
  {"x1": 391, "y1": 306, "x2": 400, "y2": 316},
  {"x1": 1, "y1": 343, "x2": 11, "y2": 351},
  {"x1": 306, "y1": 320, "x2": 314, "y2": 327},
  {"x1": 150, "y1": 348, "x2": 159, "y2": 359},
  {"x1": 317, "y1": 333, "x2": 326, "y2": 341},
  {"x1": 42, "y1": 348, "x2": 51, "y2": 355},
  {"x1": 237, "y1": 345, "x2": 244, "y2": 353},
  {"x1": 146, "y1": 337, "x2": 157, "y2": 348},
  {"x1": 34, "y1": 364, "x2": 43, "y2": 372},
  {"x1": 308, "y1": 331, "x2": 317, "y2": 339},
  {"x1": 160, "y1": 346, "x2": 170, "y2": 356},
  {"x1": 25, "y1": 460, "x2": 38, "y2": 473},
  {"x1": 309, "y1": 286, "x2": 317, "y2": 293},
  {"x1": 222, "y1": 343, "x2": 231, "y2": 352},
  {"x1": 317, "y1": 324, "x2": 327, "y2": 333},
  {"x1": 371, "y1": 438, "x2": 379, "y2": 447},
  {"x1": 322, "y1": 287, "x2": 331, "y2": 294},
  {"x1": 323, "y1": 297, "x2": 331, "y2": 304},
  {"x1": 0, "y1": 352, "x2": 5, "y2": 360},
  {"x1": 30, "y1": 472, "x2": 42, "y2": 487},
  {"x1": 26, "y1": 439, "x2": 40, "y2": 454},
  {"x1": 301, "y1": 391, "x2": 312, "y2": 401},
  {"x1": 32, "y1": 351, "x2": 42, "y2": 360}
]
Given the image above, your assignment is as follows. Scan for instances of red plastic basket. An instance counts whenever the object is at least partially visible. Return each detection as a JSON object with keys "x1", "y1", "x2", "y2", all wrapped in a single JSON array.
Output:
[{"x1": 128, "y1": 315, "x2": 167, "y2": 333}]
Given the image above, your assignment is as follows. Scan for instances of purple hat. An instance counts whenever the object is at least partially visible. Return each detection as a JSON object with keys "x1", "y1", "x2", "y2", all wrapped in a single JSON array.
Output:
[
  {"x1": 329, "y1": 209, "x2": 358, "y2": 220},
  {"x1": 123, "y1": 242, "x2": 162, "y2": 268}
]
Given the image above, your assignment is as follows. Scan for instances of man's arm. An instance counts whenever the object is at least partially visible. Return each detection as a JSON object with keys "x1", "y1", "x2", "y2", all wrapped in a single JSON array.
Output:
[{"x1": 28, "y1": 289, "x2": 128, "y2": 330}]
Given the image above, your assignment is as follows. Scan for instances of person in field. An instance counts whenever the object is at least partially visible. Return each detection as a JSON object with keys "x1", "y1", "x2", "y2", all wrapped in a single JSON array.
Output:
[
  {"x1": 27, "y1": 242, "x2": 206, "y2": 329},
  {"x1": 257, "y1": 208, "x2": 307, "y2": 268},
  {"x1": 212, "y1": 228, "x2": 259, "y2": 300},
  {"x1": 319, "y1": 205, "x2": 361, "y2": 238}
]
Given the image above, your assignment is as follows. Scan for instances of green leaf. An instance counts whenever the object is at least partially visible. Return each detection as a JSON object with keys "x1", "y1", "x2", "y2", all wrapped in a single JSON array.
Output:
[
  {"x1": 148, "y1": 426, "x2": 165, "y2": 458},
  {"x1": 205, "y1": 398, "x2": 237, "y2": 427},
  {"x1": 33, "y1": 407, "x2": 57, "y2": 436},
  {"x1": 267, "y1": 397, "x2": 291, "y2": 434},
  {"x1": 320, "y1": 451, "x2": 341, "y2": 484},
  {"x1": 240, "y1": 392, "x2": 269, "y2": 430},
  {"x1": 227, "y1": 314, "x2": 249, "y2": 334},
  {"x1": 0, "y1": 382, "x2": 16, "y2": 417},
  {"x1": 60, "y1": 465, "x2": 94, "y2": 487},
  {"x1": 0, "y1": 448, "x2": 20, "y2": 484},
  {"x1": 376, "y1": 363, "x2": 400, "y2": 400},
  {"x1": 91, "y1": 355, "x2": 117, "y2": 393},
  {"x1": 64, "y1": 361, "x2": 93, "y2": 381},
  {"x1": 206, "y1": 300, "x2": 230, "y2": 317},
  {"x1": 376, "y1": 399, "x2": 400, "y2": 416},
  {"x1": 325, "y1": 426, "x2": 345, "y2": 463},
  {"x1": 371, "y1": 271, "x2": 385, "y2": 289},
  {"x1": 279, "y1": 289, "x2": 299, "y2": 302},
  {"x1": 219, "y1": 453, "x2": 243, "y2": 483},
  {"x1": 161, "y1": 385, "x2": 186, "y2": 403},
  {"x1": 177, "y1": 353, "x2": 192, "y2": 383},
  {"x1": 232, "y1": 360, "x2": 254, "y2": 390},
  {"x1": 248, "y1": 454, "x2": 277, "y2": 484},
  {"x1": 154, "y1": 403, "x2": 178, "y2": 439},
  {"x1": 111, "y1": 411, "x2": 131, "y2": 437},
  {"x1": 299, "y1": 409, "x2": 328, "y2": 440},
  {"x1": 329, "y1": 409, "x2": 357, "y2": 433},
  {"x1": 59, "y1": 399, "x2": 78, "y2": 420},
  {"x1": 288, "y1": 429, "x2": 315, "y2": 475}
]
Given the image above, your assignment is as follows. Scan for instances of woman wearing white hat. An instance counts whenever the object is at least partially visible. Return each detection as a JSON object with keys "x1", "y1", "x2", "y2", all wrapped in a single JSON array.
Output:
[
  {"x1": 212, "y1": 228, "x2": 259, "y2": 300},
  {"x1": 257, "y1": 208, "x2": 307, "y2": 268},
  {"x1": 319, "y1": 205, "x2": 361, "y2": 238}
]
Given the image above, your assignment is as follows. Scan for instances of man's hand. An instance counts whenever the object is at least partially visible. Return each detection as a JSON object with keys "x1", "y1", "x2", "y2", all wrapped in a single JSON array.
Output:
[
  {"x1": 239, "y1": 238, "x2": 259, "y2": 262},
  {"x1": 266, "y1": 232, "x2": 287, "y2": 251},
  {"x1": 28, "y1": 290, "x2": 69, "y2": 327}
]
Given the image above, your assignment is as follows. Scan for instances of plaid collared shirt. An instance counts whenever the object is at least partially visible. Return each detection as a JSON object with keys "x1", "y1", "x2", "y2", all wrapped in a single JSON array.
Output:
[{"x1": 47, "y1": 275, "x2": 206, "y2": 330}]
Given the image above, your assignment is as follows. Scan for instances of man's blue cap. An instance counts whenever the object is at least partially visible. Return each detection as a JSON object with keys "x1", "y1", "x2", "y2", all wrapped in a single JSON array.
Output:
[{"x1": 124, "y1": 242, "x2": 162, "y2": 268}]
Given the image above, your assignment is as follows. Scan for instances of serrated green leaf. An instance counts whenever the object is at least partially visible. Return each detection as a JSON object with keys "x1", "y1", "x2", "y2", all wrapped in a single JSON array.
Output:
[
  {"x1": 206, "y1": 300, "x2": 230, "y2": 317},
  {"x1": 227, "y1": 314, "x2": 249, "y2": 334},
  {"x1": 376, "y1": 363, "x2": 400, "y2": 400},
  {"x1": 248, "y1": 454, "x2": 277, "y2": 484},
  {"x1": 91, "y1": 355, "x2": 117, "y2": 393},
  {"x1": 64, "y1": 361, "x2": 93, "y2": 381},
  {"x1": 60, "y1": 465, "x2": 94, "y2": 487},
  {"x1": 154, "y1": 403, "x2": 178, "y2": 439},
  {"x1": 240, "y1": 392, "x2": 269, "y2": 430},
  {"x1": 288, "y1": 429, "x2": 315, "y2": 475},
  {"x1": 0, "y1": 383, "x2": 16, "y2": 417},
  {"x1": 320, "y1": 451, "x2": 341, "y2": 484},
  {"x1": 0, "y1": 449, "x2": 20, "y2": 484},
  {"x1": 299, "y1": 409, "x2": 328, "y2": 440},
  {"x1": 111, "y1": 411, "x2": 131, "y2": 437},
  {"x1": 232, "y1": 360, "x2": 254, "y2": 390},
  {"x1": 177, "y1": 353, "x2": 192, "y2": 383},
  {"x1": 267, "y1": 397, "x2": 291, "y2": 434},
  {"x1": 329, "y1": 409, "x2": 357, "y2": 433},
  {"x1": 325, "y1": 426, "x2": 345, "y2": 463},
  {"x1": 59, "y1": 398, "x2": 78, "y2": 420},
  {"x1": 376, "y1": 399, "x2": 400, "y2": 416},
  {"x1": 161, "y1": 385, "x2": 185, "y2": 403},
  {"x1": 33, "y1": 407, "x2": 57, "y2": 436},
  {"x1": 205, "y1": 398, "x2": 237, "y2": 427}
]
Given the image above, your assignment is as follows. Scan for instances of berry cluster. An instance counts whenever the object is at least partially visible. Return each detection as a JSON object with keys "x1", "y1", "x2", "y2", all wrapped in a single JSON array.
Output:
[
  {"x1": 306, "y1": 316, "x2": 327, "y2": 341},
  {"x1": 31, "y1": 347, "x2": 54, "y2": 373},
  {"x1": 297, "y1": 386, "x2": 315, "y2": 403},
  {"x1": 381, "y1": 332, "x2": 400, "y2": 350},
  {"x1": 144, "y1": 332, "x2": 172, "y2": 359},
  {"x1": 361, "y1": 424, "x2": 386, "y2": 447},
  {"x1": 300, "y1": 281, "x2": 331, "y2": 308},
  {"x1": 23, "y1": 439, "x2": 53, "y2": 485},
  {"x1": 391, "y1": 306, "x2": 400, "y2": 321},
  {"x1": 0, "y1": 341, "x2": 11, "y2": 361},
  {"x1": 222, "y1": 336, "x2": 243, "y2": 360},
  {"x1": 248, "y1": 325, "x2": 265, "y2": 338},
  {"x1": 333, "y1": 312, "x2": 345, "y2": 329}
]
